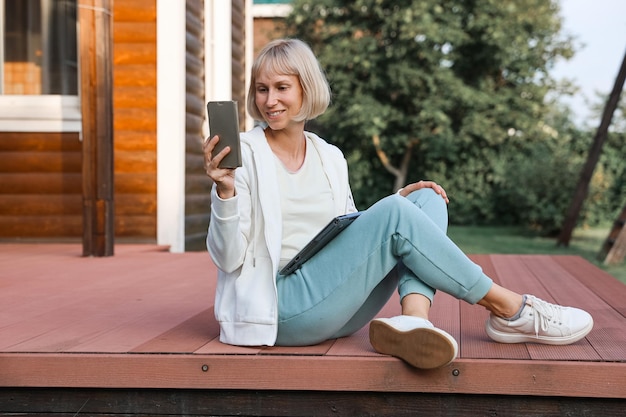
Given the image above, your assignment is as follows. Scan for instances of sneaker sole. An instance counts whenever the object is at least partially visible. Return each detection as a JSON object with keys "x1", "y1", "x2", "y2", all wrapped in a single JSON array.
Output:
[
  {"x1": 485, "y1": 317, "x2": 594, "y2": 345},
  {"x1": 369, "y1": 320, "x2": 458, "y2": 369}
]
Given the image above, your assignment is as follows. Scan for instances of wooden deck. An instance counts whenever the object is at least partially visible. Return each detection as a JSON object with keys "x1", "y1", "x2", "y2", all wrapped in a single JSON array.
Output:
[{"x1": 0, "y1": 243, "x2": 625, "y2": 416}]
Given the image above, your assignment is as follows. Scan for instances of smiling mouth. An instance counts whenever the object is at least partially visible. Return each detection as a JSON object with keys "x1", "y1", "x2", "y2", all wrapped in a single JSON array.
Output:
[{"x1": 267, "y1": 110, "x2": 283, "y2": 117}]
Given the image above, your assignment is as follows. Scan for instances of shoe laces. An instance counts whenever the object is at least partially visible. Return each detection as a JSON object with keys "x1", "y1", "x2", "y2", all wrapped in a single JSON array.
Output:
[{"x1": 526, "y1": 295, "x2": 564, "y2": 336}]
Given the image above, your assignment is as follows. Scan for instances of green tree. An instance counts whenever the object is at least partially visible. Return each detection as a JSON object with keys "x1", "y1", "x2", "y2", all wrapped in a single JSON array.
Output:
[{"x1": 285, "y1": 0, "x2": 576, "y2": 225}]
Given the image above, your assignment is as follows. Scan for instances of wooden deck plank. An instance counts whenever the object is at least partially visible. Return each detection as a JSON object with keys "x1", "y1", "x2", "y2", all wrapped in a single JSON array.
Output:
[
  {"x1": 0, "y1": 247, "x2": 175, "y2": 324},
  {"x1": 491, "y1": 255, "x2": 601, "y2": 361},
  {"x1": 131, "y1": 307, "x2": 216, "y2": 353},
  {"x1": 463, "y1": 254, "x2": 531, "y2": 360},
  {"x1": 64, "y1": 267, "x2": 211, "y2": 353},
  {"x1": 546, "y1": 256, "x2": 626, "y2": 361},
  {"x1": 429, "y1": 291, "x2": 461, "y2": 343},
  {"x1": 194, "y1": 338, "x2": 263, "y2": 354},
  {"x1": 0, "y1": 353, "x2": 624, "y2": 398},
  {"x1": 0, "y1": 271, "x2": 152, "y2": 350},
  {"x1": 0, "y1": 244, "x2": 221, "y2": 355},
  {"x1": 3, "y1": 278, "x2": 203, "y2": 352},
  {"x1": 1, "y1": 254, "x2": 214, "y2": 352},
  {"x1": 260, "y1": 339, "x2": 335, "y2": 356},
  {"x1": 553, "y1": 255, "x2": 626, "y2": 316},
  {"x1": 0, "y1": 256, "x2": 125, "y2": 321},
  {"x1": 521, "y1": 255, "x2": 623, "y2": 361},
  {"x1": 513, "y1": 255, "x2": 601, "y2": 364},
  {"x1": 1, "y1": 244, "x2": 625, "y2": 406},
  {"x1": 326, "y1": 326, "x2": 379, "y2": 357}
]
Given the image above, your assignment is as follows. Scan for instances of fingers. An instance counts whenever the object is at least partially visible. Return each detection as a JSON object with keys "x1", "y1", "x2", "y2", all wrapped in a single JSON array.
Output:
[
  {"x1": 421, "y1": 181, "x2": 449, "y2": 203},
  {"x1": 399, "y1": 180, "x2": 449, "y2": 204},
  {"x1": 202, "y1": 135, "x2": 219, "y2": 168},
  {"x1": 202, "y1": 134, "x2": 217, "y2": 151},
  {"x1": 203, "y1": 135, "x2": 236, "y2": 199},
  {"x1": 431, "y1": 182, "x2": 449, "y2": 204},
  {"x1": 203, "y1": 135, "x2": 231, "y2": 173}
]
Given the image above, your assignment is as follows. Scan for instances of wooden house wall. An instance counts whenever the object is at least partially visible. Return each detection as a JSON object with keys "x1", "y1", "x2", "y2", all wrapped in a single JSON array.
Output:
[
  {"x1": 232, "y1": 0, "x2": 247, "y2": 130},
  {"x1": 185, "y1": 0, "x2": 248, "y2": 251},
  {"x1": 0, "y1": 132, "x2": 82, "y2": 238},
  {"x1": 184, "y1": 0, "x2": 211, "y2": 251},
  {"x1": 0, "y1": 1, "x2": 157, "y2": 242},
  {"x1": 0, "y1": 0, "x2": 247, "y2": 248},
  {"x1": 112, "y1": 0, "x2": 158, "y2": 240}
]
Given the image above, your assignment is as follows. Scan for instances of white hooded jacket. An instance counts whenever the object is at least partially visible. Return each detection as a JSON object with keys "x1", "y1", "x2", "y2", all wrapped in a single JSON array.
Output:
[{"x1": 207, "y1": 125, "x2": 357, "y2": 346}]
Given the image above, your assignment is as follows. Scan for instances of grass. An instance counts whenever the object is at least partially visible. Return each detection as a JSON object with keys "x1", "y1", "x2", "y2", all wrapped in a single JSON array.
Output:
[{"x1": 447, "y1": 225, "x2": 626, "y2": 285}]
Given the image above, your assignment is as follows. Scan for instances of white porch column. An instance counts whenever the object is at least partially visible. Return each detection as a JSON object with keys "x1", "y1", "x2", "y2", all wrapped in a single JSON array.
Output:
[
  {"x1": 156, "y1": 0, "x2": 186, "y2": 252},
  {"x1": 205, "y1": 0, "x2": 233, "y2": 104}
]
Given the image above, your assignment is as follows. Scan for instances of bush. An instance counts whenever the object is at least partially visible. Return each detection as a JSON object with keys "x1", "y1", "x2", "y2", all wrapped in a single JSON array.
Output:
[{"x1": 494, "y1": 141, "x2": 584, "y2": 236}]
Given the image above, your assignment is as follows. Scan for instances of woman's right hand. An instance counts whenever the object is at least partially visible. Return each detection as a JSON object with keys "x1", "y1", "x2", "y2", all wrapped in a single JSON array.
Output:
[{"x1": 203, "y1": 135, "x2": 236, "y2": 199}]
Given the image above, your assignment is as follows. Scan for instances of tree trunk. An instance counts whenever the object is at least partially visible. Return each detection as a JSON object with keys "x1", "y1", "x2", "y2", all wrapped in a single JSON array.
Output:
[
  {"x1": 372, "y1": 134, "x2": 419, "y2": 192},
  {"x1": 598, "y1": 203, "x2": 626, "y2": 265},
  {"x1": 556, "y1": 48, "x2": 626, "y2": 247}
]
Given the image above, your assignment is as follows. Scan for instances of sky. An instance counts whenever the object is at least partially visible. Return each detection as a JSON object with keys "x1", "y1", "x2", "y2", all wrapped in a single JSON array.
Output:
[{"x1": 551, "y1": 0, "x2": 626, "y2": 127}]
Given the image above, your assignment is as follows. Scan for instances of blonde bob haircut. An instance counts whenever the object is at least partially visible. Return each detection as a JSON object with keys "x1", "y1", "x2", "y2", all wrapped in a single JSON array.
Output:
[{"x1": 247, "y1": 38, "x2": 331, "y2": 123}]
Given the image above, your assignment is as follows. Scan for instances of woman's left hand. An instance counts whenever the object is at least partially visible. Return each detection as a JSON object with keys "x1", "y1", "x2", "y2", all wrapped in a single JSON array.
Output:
[{"x1": 398, "y1": 180, "x2": 449, "y2": 204}]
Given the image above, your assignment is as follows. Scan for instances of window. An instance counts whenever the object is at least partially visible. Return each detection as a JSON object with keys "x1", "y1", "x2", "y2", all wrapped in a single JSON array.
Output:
[
  {"x1": 2, "y1": 0, "x2": 77, "y2": 94},
  {"x1": 0, "y1": 0, "x2": 80, "y2": 131}
]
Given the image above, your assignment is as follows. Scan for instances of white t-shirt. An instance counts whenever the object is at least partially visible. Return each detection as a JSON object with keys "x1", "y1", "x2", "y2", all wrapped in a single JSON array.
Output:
[{"x1": 275, "y1": 137, "x2": 335, "y2": 268}]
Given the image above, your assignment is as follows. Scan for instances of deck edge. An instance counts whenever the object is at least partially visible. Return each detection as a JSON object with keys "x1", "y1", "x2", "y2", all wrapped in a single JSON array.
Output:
[{"x1": 1, "y1": 353, "x2": 624, "y2": 399}]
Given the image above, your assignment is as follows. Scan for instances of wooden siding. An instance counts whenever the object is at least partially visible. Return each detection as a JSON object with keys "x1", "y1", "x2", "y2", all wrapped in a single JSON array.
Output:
[
  {"x1": 112, "y1": 0, "x2": 158, "y2": 240},
  {"x1": 184, "y1": 0, "x2": 211, "y2": 251},
  {"x1": 185, "y1": 0, "x2": 249, "y2": 251},
  {"x1": 1, "y1": 0, "x2": 249, "y2": 246},
  {"x1": 0, "y1": 0, "x2": 160, "y2": 242},
  {"x1": 0, "y1": 132, "x2": 82, "y2": 238},
  {"x1": 232, "y1": 0, "x2": 247, "y2": 128}
]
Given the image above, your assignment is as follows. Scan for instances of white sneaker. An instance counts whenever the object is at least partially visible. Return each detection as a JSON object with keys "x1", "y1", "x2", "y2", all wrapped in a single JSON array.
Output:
[
  {"x1": 486, "y1": 295, "x2": 594, "y2": 345},
  {"x1": 369, "y1": 315, "x2": 458, "y2": 369}
]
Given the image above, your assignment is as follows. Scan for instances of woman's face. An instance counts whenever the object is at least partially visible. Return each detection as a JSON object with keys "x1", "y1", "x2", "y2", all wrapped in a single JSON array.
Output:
[{"x1": 254, "y1": 71, "x2": 303, "y2": 131}]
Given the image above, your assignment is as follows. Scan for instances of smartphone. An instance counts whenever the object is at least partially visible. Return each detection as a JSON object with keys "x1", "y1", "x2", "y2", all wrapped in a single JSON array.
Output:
[{"x1": 207, "y1": 100, "x2": 242, "y2": 168}]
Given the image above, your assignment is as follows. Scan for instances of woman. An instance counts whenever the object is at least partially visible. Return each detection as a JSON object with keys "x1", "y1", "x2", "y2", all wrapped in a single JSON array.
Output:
[{"x1": 203, "y1": 38, "x2": 593, "y2": 369}]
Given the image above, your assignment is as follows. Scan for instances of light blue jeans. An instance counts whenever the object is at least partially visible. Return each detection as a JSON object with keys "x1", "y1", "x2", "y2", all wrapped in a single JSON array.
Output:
[{"x1": 275, "y1": 189, "x2": 493, "y2": 346}]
